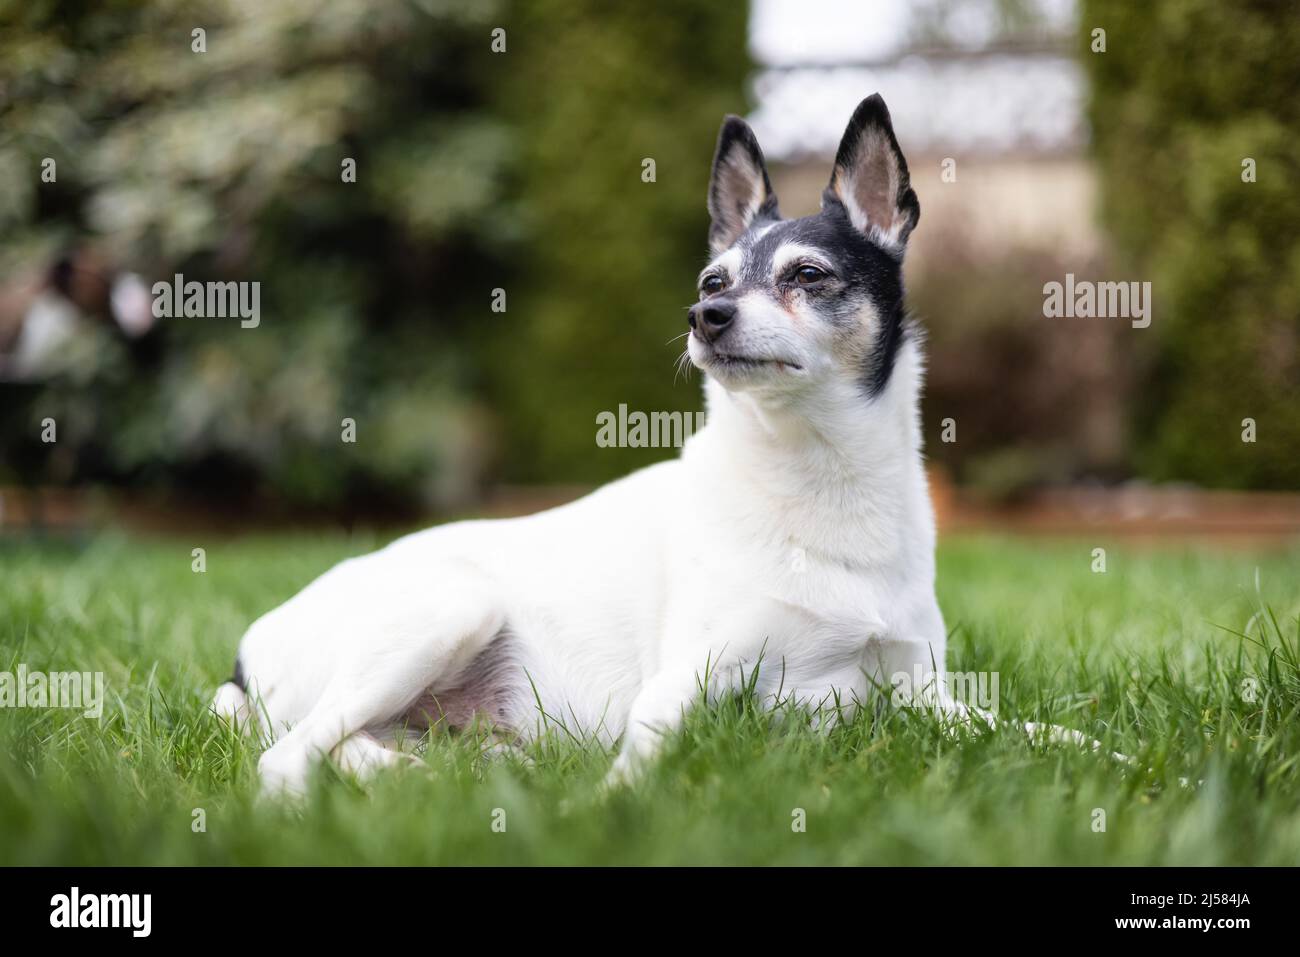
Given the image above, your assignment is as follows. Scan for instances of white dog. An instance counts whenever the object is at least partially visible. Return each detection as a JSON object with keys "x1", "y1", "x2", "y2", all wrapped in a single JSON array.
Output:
[{"x1": 214, "y1": 94, "x2": 964, "y2": 796}]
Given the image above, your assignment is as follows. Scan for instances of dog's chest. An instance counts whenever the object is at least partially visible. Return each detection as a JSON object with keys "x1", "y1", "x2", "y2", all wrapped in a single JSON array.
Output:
[{"x1": 672, "y1": 528, "x2": 896, "y2": 679}]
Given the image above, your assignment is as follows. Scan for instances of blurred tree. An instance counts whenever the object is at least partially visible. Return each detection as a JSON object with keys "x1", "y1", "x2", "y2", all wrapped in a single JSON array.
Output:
[
  {"x1": 1, "y1": 0, "x2": 520, "y2": 509},
  {"x1": 1083, "y1": 0, "x2": 1300, "y2": 489},
  {"x1": 0, "y1": 0, "x2": 750, "y2": 508},
  {"x1": 487, "y1": 0, "x2": 750, "y2": 483}
]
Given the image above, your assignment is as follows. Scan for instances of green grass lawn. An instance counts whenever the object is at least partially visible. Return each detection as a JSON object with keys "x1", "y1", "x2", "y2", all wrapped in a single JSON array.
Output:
[{"x1": 1, "y1": 529, "x2": 1298, "y2": 865}]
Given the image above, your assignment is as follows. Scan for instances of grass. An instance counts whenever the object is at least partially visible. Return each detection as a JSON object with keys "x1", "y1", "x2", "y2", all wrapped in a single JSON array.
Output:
[{"x1": 1, "y1": 528, "x2": 1298, "y2": 865}]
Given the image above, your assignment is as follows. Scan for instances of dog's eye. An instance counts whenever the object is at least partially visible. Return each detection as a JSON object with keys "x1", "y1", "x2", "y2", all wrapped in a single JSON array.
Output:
[
  {"x1": 700, "y1": 275, "x2": 726, "y2": 296},
  {"x1": 795, "y1": 265, "x2": 827, "y2": 285}
]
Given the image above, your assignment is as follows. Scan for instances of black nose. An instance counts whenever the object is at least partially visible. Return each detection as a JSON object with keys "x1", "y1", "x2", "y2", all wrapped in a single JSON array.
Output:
[{"x1": 688, "y1": 299, "x2": 736, "y2": 343}]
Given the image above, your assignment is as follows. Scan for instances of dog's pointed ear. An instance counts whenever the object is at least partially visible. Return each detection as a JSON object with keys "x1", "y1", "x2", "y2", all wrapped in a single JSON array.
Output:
[
  {"x1": 707, "y1": 115, "x2": 780, "y2": 255},
  {"x1": 823, "y1": 94, "x2": 919, "y2": 252}
]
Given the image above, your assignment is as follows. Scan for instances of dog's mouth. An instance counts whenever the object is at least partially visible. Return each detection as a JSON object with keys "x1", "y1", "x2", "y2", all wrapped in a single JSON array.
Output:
[{"x1": 703, "y1": 350, "x2": 802, "y2": 373}]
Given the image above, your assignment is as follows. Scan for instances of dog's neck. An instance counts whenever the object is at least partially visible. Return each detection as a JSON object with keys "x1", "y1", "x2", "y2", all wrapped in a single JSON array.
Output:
[{"x1": 690, "y1": 339, "x2": 933, "y2": 568}]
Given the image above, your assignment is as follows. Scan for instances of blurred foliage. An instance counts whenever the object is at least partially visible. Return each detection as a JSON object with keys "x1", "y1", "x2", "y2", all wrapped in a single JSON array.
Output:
[
  {"x1": 1083, "y1": 0, "x2": 1300, "y2": 489},
  {"x1": 9, "y1": 0, "x2": 1292, "y2": 507},
  {"x1": 908, "y1": 0, "x2": 1068, "y2": 49},
  {"x1": 915, "y1": 240, "x2": 1131, "y2": 497},
  {"x1": 0, "y1": 0, "x2": 748, "y2": 506},
  {"x1": 487, "y1": 0, "x2": 748, "y2": 482}
]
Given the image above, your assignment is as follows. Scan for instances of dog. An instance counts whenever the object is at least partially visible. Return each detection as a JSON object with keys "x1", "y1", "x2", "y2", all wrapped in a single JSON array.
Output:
[{"x1": 214, "y1": 94, "x2": 965, "y2": 796}]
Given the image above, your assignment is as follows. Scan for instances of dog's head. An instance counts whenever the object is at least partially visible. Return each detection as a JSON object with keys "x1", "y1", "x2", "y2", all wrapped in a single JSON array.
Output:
[{"x1": 687, "y1": 94, "x2": 919, "y2": 398}]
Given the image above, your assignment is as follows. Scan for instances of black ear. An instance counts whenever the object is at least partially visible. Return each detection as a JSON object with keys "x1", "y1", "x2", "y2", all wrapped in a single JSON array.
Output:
[
  {"x1": 823, "y1": 94, "x2": 919, "y2": 251},
  {"x1": 707, "y1": 115, "x2": 780, "y2": 255}
]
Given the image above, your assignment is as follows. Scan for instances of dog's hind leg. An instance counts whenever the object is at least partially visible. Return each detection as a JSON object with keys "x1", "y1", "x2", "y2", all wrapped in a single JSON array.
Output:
[{"x1": 256, "y1": 571, "x2": 505, "y2": 798}]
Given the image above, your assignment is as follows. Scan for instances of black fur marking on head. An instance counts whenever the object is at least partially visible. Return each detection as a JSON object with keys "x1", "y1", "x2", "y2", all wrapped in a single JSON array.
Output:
[
  {"x1": 702, "y1": 97, "x2": 919, "y2": 397},
  {"x1": 231, "y1": 656, "x2": 247, "y2": 691},
  {"x1": 733, "y1": 205, "x2": 910, "y2": 397}
]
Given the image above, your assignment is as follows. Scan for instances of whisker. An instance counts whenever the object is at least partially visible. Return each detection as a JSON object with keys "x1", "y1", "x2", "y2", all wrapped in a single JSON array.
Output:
[{"x1": 673, "y1": 349, "x2": 695, "y2": 385}]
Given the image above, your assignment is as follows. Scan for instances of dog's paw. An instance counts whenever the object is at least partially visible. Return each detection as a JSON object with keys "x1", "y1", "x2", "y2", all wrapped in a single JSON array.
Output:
[
  {"x1": 210, "y1": 681, "x2": 251, "y2": 725},
  {"x1": 257, "y1": 747, "x2": 312, "y2": 801},
  {"x1": 600, "y1": 752, "x2": 642, "y2": 794},
  {"x1": 333, "y1": 732, "x2": 423, "y2": 781}
]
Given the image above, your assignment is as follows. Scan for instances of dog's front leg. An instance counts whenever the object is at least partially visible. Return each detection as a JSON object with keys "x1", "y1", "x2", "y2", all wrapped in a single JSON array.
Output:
[{"x1": 604, "y1": 661, "x2": 730, "y2": 789}]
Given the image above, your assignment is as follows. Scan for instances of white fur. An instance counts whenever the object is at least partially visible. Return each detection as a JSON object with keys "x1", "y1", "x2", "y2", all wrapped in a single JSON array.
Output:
[
  {"x1": 770, "y1": 242, "x2": 830, "y2": 277},
  {"x1": 698, "y1": 248, "x2": 743, "y2": 288}
]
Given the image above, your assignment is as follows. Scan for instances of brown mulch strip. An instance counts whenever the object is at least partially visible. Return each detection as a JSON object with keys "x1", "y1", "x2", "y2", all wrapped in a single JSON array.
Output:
[{"x1": 3, "y1": 480, "x2": 1300, "y2": 544}]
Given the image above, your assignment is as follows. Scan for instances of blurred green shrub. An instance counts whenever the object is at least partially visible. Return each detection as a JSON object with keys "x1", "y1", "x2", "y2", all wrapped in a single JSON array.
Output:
[
  {"x1": 1083, "y1": 0, "x2": 1300, "y2": 489},
  {"x1": 487, "y1": 0, "x2": 749, "y2": 483},
  {"x1": 0, "y1": 0, "x2": 748, "y2": 507},
  {"x1": 1, "y1": 0, "x2": 514, "y2": 509}
]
